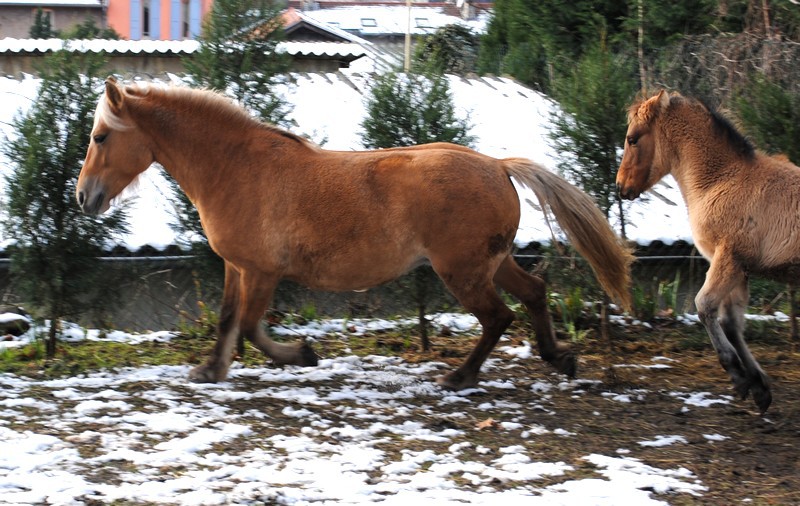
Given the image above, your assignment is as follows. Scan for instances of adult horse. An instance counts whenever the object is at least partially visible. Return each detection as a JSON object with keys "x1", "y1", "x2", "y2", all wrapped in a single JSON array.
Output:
[
  {"x1": 616, "y1": 89, "x2": 798, "y2": 413},
  {"x1": 78, "y1": 77, "x2": 632, "y2": 389}
]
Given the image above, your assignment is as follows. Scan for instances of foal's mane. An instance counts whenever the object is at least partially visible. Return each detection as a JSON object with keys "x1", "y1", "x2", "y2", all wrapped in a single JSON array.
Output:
[
  {"x1": 629, "y1": 91, "x2": 755, "y2": 160},
  {"x1": 125, "y1": 82, "x2": 315, "y2": 148}
]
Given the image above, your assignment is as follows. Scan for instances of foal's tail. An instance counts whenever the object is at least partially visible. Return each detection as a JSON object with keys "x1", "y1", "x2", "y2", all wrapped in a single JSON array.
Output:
[{"x1": 504, "y1": 158, "x2": 634, "y2": 310}]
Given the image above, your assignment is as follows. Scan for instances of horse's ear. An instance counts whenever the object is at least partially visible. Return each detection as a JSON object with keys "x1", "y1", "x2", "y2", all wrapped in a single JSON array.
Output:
[
  {"x1": 656, "y1": 89, "x2": 670, "y2": 111},
  {"x1": 105, "y1": 77, "x2": 124, "y2": 115}
]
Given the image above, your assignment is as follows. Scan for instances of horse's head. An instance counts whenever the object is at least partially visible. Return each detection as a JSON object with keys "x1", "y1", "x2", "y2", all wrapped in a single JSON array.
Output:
[
  {"x1": 76, "y1": 77, "x2": 155, "y2": 215},
  {"x1": 616, "y1": 90, "x2": 672, "y2": 200}
]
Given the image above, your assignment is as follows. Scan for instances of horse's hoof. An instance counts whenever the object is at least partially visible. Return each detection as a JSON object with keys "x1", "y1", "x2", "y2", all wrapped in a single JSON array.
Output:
[
  {"x1": 436, "y1": 371, "x2": 477, "y2": 391},
  {"x1": 298, "y1": 342, "x2": 319, "y2": 366},
  {"x1": 750, "y1": 371, "x2": 772, "y2": 414},
  {"x1": 543, "y1": 344, "x2": 577, "y2": 378},
  {"x1": 752, "y1": 385, "x2": 772, "y2": 414},
  {"x1": 551, "y1": 350, "x2": 577, "y2": 378},
  {"x1": 188, "y1": 364, "x2": 222, "y2": 383},
  {"x1": 273, "y1": 342, "x2": 319, "y2": 367}
]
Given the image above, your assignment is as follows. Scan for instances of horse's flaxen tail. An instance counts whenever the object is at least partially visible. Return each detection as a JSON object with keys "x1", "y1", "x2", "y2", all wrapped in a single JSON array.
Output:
[{"x1": 503, "y1": 158, "x2": 634, "y2": 311}]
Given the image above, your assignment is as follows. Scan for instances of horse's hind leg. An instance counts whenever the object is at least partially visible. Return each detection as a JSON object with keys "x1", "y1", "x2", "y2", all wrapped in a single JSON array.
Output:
[
  {"x1": 434, "y1": 264, "x2": 515, "y2": 390},
  {"x1": 720, "y1": 280, "x2": 771, "y2": 411},
  {"x1": 697, "y1": 253, "x2": 771, "y2": 412},
  {"x1": 493, "y1": 256, "x2": 576, "y2": 377}
]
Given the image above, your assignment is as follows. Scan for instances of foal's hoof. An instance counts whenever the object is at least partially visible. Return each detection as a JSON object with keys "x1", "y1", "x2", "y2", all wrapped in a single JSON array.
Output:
[
  {"x1": 436, "y1": 370, "x2": 477, "y2": 391},
  {"x1": 732, "y1": 371, "x2": 772, "y2": 414},
  {"x1": 751, "y1": 384, "x2": 772, "y2": 414},
  {"x1": 188, "y1": 364, "x2": 224, "y2": 383}
]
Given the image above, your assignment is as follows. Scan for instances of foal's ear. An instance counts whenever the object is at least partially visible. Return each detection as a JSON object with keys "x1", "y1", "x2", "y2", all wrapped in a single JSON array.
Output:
[
  {"x1": 104, "y1": 77, "x2": 124, "y2": 115},
  {"x1": 656, "y1": 89, "x2": 670, "y2": 111}
]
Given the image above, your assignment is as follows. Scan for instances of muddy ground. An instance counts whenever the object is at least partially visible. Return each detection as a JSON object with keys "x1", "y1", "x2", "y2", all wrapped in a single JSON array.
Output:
[{"x1": 379, "y1": 321, "x2": 800, "y2": 505}]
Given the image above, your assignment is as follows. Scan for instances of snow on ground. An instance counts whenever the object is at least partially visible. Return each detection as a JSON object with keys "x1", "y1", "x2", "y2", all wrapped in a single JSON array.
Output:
[
  {"x1": 8, "y1": 311, "x2": 789, "y2": 505},
  {"x1": 0, "y1": 349, "x2": 706, "y2": 504}
]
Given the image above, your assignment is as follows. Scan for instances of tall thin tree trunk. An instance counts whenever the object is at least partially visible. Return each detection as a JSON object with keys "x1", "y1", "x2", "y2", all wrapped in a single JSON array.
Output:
[{"x1": 637, "y1": 0, "x2": 647, "y2": 91}]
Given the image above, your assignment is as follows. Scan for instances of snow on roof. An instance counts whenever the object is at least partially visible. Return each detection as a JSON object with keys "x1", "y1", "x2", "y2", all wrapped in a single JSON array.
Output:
[
  {"x1": 299, "y1": 4, "x2": 489, "y2": 36},
  {"x1": 0, "y1": 72, "x2": 692, "y2": 252},
  {"x1": 0, "y1": 38, "x2": 367, "y2": 60}
]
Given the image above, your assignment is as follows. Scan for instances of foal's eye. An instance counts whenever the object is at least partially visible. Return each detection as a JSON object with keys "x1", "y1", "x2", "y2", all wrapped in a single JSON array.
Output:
[
  {"x1": 627, "y1": 135, "x2": 638, "y2": 147},
  {"x1": 93, "y1": 134, "x2": 107, "y2": 145}
]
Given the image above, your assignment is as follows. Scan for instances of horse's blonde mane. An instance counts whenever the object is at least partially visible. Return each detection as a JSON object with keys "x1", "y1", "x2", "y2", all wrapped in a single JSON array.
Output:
[{"x1": 101, "y1": 81, "x2": 316, "y2": 148}]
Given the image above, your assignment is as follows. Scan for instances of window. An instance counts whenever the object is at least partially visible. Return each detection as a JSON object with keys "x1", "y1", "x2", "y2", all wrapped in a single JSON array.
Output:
[
  {"x1": 360, "y1": 18, "x2": 377, "y2": 28},
  {"x1": 30, "y1": 8, "x2": 55, "y2": 36},
  {"x1": 182, "y1": 0, "x2": 190, "y2": 39},
  {"x1": 414, "y1": 17, "x2": 431, "y2": 28},
  {"x1": 142, "y1": 0, "x2": 151, "y2": 37}
]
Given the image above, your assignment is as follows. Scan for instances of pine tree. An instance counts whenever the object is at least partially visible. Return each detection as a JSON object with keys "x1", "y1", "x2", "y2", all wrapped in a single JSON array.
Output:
[
  {"x1": 2, "y1": 51, "x2": 128, "y2": 357},
  {"x1": 361, "y1": 72, "x2": 474, "y2": 149},
  {"x1": 549, "y1": 35, "x2": 636, "y2": 228},
  {"x1": 182, "y1": 0, "x2": 291, "y2": 123},
  {"x1": 360, "y1": 70, "x2": 473, "y2": 350},
  {"x1": 413, "y1": 24, "x2": 479, "y2": 76},
  {"x1": 735, "y1": 75, "x2": 800, "y2": 163}
]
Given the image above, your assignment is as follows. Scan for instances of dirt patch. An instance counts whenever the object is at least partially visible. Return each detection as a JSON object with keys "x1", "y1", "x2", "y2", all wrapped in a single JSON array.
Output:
[{"x1": 414, "y1": 326, "x2": 800, "y2": 505}]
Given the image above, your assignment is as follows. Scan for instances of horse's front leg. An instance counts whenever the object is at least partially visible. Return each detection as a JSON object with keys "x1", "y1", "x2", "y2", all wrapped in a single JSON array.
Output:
[
  {"x1": 189, "y1": 261, "x2": 241, "y2": 383},
  {"x1": 237, "y1": 270, "x2": 319, "y2": 367},
  {"x1": 720, "y1": 280, "x2": 771, "y2": 412},
  {"x1": 696, "y1": 254, "x2": 771, "y2": 412}
]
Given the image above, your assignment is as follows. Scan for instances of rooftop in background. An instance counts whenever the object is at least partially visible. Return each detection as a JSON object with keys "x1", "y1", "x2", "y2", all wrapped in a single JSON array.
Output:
[
  {"x1": 293, "y1": 2, "x2": 491, "y2": 38},
  {"x1": 0, "y1": 37, "x2": 369, "y2": 76}
]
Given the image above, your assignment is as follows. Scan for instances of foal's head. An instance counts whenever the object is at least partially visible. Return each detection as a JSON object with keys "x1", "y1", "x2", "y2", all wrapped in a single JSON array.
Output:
[
  {"x1": 616, "y1": 90, "x2": 672, "y2": 200},
  {"x1": 76, "y1": 77, "x2": 154, "y2": 215}
]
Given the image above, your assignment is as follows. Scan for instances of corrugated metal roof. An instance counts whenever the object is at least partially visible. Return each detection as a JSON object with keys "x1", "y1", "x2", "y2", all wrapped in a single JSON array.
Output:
[{"x1": 0, "y1": 38, "x2": 367, "y2": 59}]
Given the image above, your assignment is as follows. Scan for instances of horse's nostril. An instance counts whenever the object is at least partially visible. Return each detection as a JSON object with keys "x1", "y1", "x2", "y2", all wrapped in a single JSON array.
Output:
[{"x1": 77, "y1": 191, "x2": 85, "y2": 207}]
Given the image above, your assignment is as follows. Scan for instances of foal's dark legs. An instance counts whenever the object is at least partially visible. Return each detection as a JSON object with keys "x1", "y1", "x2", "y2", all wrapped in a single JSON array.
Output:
[
  {"x1": 696, "y1": 252, "x2": 772, "y2": 412},
  {"x1": 719, "y1": 281, "x2": 771, "y2": 411},
  {"x1": 493, "y1": 256, "x2": 575, "y2": 376}
]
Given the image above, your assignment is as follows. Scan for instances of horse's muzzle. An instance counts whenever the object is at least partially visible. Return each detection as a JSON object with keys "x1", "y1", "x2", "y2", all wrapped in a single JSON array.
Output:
[
  {"x1": 76, "y1": 178, "x2": 108, "y2": 215},
  {"x1": 616, "y1": 183, "x2": 640, "y2": 201}
]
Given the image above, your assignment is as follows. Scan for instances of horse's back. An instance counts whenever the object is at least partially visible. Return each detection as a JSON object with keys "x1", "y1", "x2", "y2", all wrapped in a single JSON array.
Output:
[{"x1": 691, "y1": 152, "x2": 800, "y2": 273}]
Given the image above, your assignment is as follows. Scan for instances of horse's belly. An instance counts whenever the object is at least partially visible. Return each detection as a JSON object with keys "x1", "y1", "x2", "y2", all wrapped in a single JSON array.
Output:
[{"x1": 286, "y1": 249, "x2": 424, "y2": 292}]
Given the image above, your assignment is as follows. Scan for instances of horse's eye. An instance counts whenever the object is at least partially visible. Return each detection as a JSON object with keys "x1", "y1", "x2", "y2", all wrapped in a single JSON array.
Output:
[
  {"x1": 627, "y1": 135, "x2": 638, "y2": 146},
  {"x1": 94, "y1": 134, "x2": 107, "y2": 145}
]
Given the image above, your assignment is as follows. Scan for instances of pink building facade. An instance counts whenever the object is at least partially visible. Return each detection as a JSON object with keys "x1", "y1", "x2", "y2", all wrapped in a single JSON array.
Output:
[{"x1": 106, "y1": 0, "x2": 213, "y2": 40}]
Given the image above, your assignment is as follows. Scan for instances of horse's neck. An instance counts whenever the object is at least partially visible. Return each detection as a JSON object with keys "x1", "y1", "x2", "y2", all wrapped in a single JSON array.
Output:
[
  {"x1": 137, "y1": 99, "x2": 288, "y2": 205},
  {"x1": 668, "y1": 130, "x2": 740, "y2": 206}
]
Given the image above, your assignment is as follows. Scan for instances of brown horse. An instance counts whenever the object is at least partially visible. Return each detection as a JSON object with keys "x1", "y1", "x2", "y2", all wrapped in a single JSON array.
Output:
[
  {"x1": 616, "y1": 89, "x2": 800, "y2": 413},
  {"x1": 78, "y1": 77, "x2": 632, "y2": 389}
]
